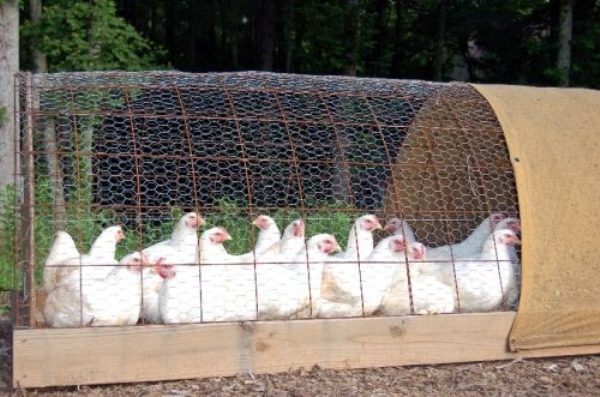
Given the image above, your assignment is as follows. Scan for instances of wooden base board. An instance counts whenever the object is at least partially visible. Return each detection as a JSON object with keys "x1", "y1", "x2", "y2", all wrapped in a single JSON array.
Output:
[{"x1": 13, "y1": 312, "x2": 600, "y2": 388}]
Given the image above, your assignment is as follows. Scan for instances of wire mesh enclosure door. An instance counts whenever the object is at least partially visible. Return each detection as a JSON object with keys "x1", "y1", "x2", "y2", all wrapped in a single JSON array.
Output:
[{"x1": 11, "y1": 71, "x2": 519, "y2": 329}]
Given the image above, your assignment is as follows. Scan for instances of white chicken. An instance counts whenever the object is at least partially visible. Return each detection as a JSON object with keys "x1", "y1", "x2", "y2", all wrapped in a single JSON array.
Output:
[
  {"x1": 426, "y1": 212, "x2": 507, "y2": 261},
  {"x1": 256, "y1": 232, "x2": 336, "y2": 320},
  {"x1": 255, "y1": 218, "x2": 306, "y2": 263},
  {"x1": 379, "y1": 242, "x2": 456, "y2": 316},
  {"x1": 42, "y1": 225, "x2": 125, "y2": 294},
  {"x1": 233, "y1": 215, "x2": 282, "y2": 263},
  {"x1": 141, "y1": 212, "x2": 203, "y2": 323},
  {"x1": 317, "y1": 260, "x2": 368, "y2": 317},
  {"x1": 43, "y1": 231, "x2": 80, "y2": 293},
  {"x1": 495, "y1": 217, "x2": 521, "y2": 266},
  {"x1": 360, "y1": 235, "x2": 408, "y2": 315},
  {"x1": 453, "y1": 229, "x2": 520, "y2": 312},
  {"x1": 258, "y1": 218, "x2": 305, "y2": 261},
  {"x1": 384, "y1": 217, "x2": 417, "y2": 244},
  {"x1": 44, "y1": 251, "x2": 172, "y2": 327},
  {"x1": 250, "y1": 215, "x2": 282, "y2": 255},
  {"x1": 314, "y1": 215, "x2": 381, "y2": 318},
  {"x1": 159, "y1": 259, "x2": 202, "y2": 324},
  {"x1": 414, "y1": 215, "x2": 521, "y2": 286},
  {"x1": 87, "y1": 225, "x2": 125, "y2": 265},
  {"x1": 196, "y1": 227, "x2": 257, "y2": 322},
  {"x1": 296, "y1": 234, "x2": 343, "y2": 318},
  {"x1": 496, "y1": 217, "x2": 520, "y2": 234},
  {"x1": 279, "y1": 218, "x2": 306, "y2": 258},
  {"x1": 335, "y1": 214, "x2": 382, "y2": 261}
]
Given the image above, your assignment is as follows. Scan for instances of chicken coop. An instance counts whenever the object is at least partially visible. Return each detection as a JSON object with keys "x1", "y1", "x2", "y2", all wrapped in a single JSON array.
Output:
[{"x1": 9, "y1": 72, "x2": 600, "y2": 388}]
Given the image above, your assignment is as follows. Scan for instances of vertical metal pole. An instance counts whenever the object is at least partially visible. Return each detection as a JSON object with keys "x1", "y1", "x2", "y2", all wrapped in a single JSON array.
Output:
[
  {"x1": 21, "y1": 72, "x2": 36, "y2": 326},
  {"x1": 11, "y1": 73, "x2": 21, "y2": 326}
]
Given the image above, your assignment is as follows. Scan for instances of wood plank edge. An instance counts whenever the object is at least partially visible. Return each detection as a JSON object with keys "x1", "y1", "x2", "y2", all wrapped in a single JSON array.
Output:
[{"x1": 12, "y1": 312, "x2": 600, "y2": 388}]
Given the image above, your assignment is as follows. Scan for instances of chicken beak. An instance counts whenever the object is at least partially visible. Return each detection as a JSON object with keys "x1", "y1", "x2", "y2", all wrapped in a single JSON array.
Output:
[
  {"x1": 373, "y1": 220, "x2": 383, "y2": 230},
  {"x1": 334, "y1": 243, "x2": 342, "y2": 253}
]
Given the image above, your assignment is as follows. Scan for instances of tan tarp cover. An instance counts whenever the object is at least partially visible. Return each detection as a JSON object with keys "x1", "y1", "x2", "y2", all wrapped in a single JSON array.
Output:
[{"x1": 473, "y1": 84, "x2": 600, "y2": 351}]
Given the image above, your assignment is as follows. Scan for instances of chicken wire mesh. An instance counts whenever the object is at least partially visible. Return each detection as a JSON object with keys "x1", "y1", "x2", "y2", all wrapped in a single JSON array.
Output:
[{"x1": 9, "y1": 71, "x2": 520, "y2": 328}]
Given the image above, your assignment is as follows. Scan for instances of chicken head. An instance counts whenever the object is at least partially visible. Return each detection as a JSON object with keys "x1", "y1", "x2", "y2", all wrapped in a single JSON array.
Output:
[
  {"x1": 316, "y1": 234, "x2": 342, "y2": 254},
  {"x1": 389, "y1": 235, "x2": 407, "y2": 253},
  {"x1": 290, "y1": 219, "x2": 305, "y2": 238},
  {"x1": 208, "y1": 227, "x2": 232, "y2": 244},
  {"x1": 384, "y1": 217, "x2": 402, "y2": 233},
  {"x1": 490, "y1": 212, "x2": 507, "y2": 226},
  {"x1": 120, "y1": 251, "x2": 147, "y2": 271},
  {"x1": 252, "y1": 215, "x2": 275, "y2": 230},
  {"x1": 183, "y1": 212, "x2": 204, "y2": 229},
  {"x1": 496, "y1": 229, "x2": 521, "y2": 246},
  {"x1": 408, "y1": 242, "x2": 426, "y2": 260},
  {"x1": 359, "y1": 214, "x2": 382, "y2": 231}
]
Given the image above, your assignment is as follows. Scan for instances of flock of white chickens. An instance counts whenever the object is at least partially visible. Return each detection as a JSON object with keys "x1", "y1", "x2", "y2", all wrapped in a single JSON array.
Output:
[{"x1": 42, "y1": 212, "x2": 521, "y2": 328}]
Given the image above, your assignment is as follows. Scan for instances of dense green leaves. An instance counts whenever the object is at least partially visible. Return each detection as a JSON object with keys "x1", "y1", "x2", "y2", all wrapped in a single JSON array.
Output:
[{"x1": 22, "y1": 0, "x2": 165, "y2": 72}]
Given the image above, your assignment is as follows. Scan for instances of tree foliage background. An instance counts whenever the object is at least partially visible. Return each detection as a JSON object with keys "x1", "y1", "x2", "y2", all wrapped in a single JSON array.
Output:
[{"x1": 18, "y1": 0, "x2": 600, "y2": 86}]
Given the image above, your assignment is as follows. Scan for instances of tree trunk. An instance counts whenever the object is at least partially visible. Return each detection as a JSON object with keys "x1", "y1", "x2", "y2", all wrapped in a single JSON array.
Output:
[
  {"x1": 188, "y1": 1, "x2": 199, "y2": 70},
  {"x1": 255, "y1": 0, "x2": 275, "y2": 70},
  {"x1": 26, "y1": 0, "x2": 62, "y2": 230},
  {"x1": 231, "y1": 29, "x2": 239, "y2": 70},
  {"x1": 225, "y1": 0, "x2": 240, "y2": 70},
  {"x1": 43, "y1": 120, "x2": 66, "y2": 229},
  {"x1": 391, "y1": 0, "x2": 408, "y2": 77},
  {"x1": 29, "y1": 0, "x2": 47, "y2": 73},
  {"x1": 368, "y1": 0, "x2": 388, "y2": 76},
  {"x1": 0, "y1": 0, "x2": 19, "y2": 189},
  {"x1": 284, "y1": 0, "x2": 294, "y2": 72},
  {"x1": 432, "y1": 0, "x2": 447, "y2": 81},
  {"x1": 344, "y1": 0, "x2": 359, "y2": 76},
  {"x1": 165, "y1": 0, "x2": 175, "y2": 51},
  {"x1": 557, "y1": 0, "x2": 574, "y2": 86}
]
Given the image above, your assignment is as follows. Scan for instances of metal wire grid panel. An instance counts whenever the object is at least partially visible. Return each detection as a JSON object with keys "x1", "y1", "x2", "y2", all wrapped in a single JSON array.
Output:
[{"x1": 11, "y1": 71, "x2": 520, "y2": 328}]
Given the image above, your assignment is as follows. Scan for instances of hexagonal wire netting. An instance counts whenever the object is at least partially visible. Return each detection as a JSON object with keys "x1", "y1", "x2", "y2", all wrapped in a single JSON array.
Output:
[{"x1": 11, "y1": 71, "x2": 520, "y2": 328}]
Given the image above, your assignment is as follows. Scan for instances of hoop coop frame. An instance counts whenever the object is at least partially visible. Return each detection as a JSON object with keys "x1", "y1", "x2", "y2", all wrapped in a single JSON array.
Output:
[{"x1": 9, "y1": 72, "x2": 600, "y2": 388}]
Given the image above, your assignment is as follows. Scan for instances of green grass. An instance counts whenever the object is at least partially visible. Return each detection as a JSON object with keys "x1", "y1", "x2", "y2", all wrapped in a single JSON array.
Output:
[{"x1": 0, "y1": 184, "x2": 16, "y2": 291}]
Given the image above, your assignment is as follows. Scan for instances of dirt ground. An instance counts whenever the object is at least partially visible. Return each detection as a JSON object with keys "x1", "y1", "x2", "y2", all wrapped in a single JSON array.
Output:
[{"x1": 1, "y1": 319, "x2": 598, "y2": 397}]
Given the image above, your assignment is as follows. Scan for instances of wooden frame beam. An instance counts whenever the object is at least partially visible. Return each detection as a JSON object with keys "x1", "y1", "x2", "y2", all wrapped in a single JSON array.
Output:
[{"x1": 13, "y1": 312, "x2": 600, "y2": 388}]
